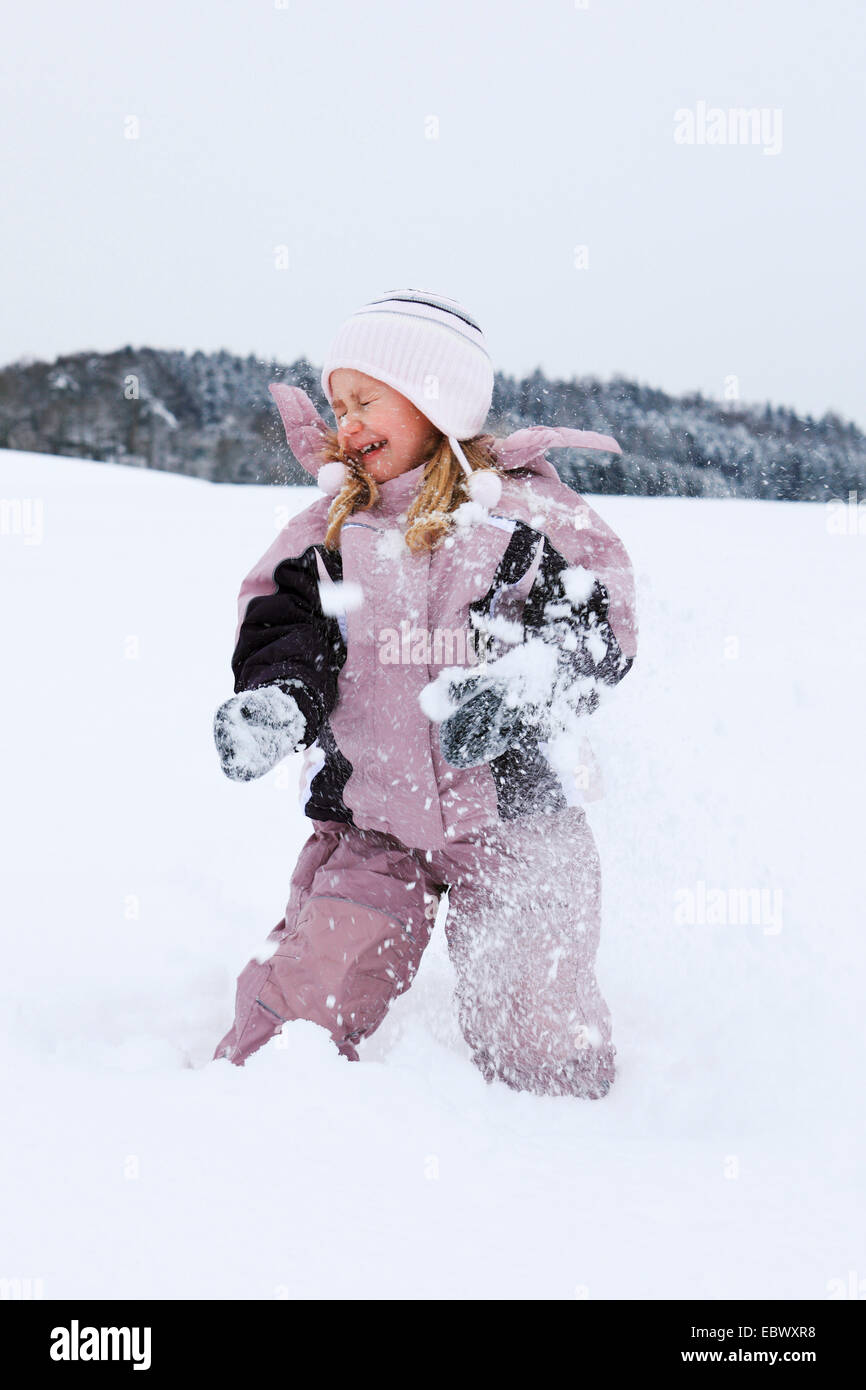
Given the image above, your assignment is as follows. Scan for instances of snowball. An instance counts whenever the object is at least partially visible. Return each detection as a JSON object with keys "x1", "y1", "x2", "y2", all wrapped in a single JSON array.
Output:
[
  {"x1": 317, "y1": 461, "x2": 349, "y2": 496},
  {"x1": 562, "y1": 565, "x2": 598, "y2": 606},
  {"x1": 318, "y1": 579, "x2": 364, "y2": 615},
  {"x1": 454, "y1": 500, "x2": 487, "y2": 528},
  {"x1": 418, "y1": 673, "x2": 458, "y2": 722}
]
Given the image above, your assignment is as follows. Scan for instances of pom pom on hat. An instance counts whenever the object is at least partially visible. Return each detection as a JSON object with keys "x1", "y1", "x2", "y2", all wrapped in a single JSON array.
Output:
[
  {"x1": 317, "y1": 461, "x2": 349, "y2": 496},
  {"x1": 467, "y1": 468, "x2": 502, "y2": 508},
  {"x1": 449, "y1": 435, "x2": 502, "y2": 521}
]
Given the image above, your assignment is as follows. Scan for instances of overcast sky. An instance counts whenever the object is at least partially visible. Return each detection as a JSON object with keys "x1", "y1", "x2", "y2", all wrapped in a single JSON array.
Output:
[{"x1": 2, "y1": 0, "x2": 863, "y2": 426}]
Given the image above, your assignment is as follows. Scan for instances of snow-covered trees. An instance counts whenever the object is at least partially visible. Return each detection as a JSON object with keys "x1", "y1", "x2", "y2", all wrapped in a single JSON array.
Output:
[{"x1": 0, "y1": 346, "x2": 862, "y2": 500}]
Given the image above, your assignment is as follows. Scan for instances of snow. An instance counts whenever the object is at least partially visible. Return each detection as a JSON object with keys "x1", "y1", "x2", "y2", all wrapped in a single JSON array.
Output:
[
  {"x1": 482, "y1": 634, "x2": 560, "y2": 700},
  {"x1": 0, "y1": 447, "x2": 864, "y2": 1299},
  {"x1": 48, "y1": 370, "x2": 79, "y2": 393},
  {"x1": 417, "y1": 670, "x2": 460, "y2": 723},
  {"x1": 317, "y1": 579, "x2": 364, "y2": 616},
  {"x1": 375, "y1": 526, "x2": 409, "y2": 562},
  {"x1": 474, "y1": 608, "x2": 524, "y2": 646},
  {"x1": 561, "y1": 564, "x2": 597, "y2": 606},
  {"x1": 453, "y1": 498, "x2": 488, "y2": 528},
  {"x1": 213, "y1": 684, "x2": 306, "y2": 782}
]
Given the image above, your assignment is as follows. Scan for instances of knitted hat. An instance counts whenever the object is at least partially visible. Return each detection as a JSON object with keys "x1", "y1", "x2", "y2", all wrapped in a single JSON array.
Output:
[{"x1": 320, "y1": 288, "x2": 499, "y2": 505}]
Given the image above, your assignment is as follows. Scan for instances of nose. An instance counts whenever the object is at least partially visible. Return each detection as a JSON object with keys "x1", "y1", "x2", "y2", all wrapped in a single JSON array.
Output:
[{"x1": 339, "y1": 409, "x2": 362, "y2": 438}]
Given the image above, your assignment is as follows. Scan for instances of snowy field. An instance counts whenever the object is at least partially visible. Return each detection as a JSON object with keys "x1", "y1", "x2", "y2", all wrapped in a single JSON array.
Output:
[{"x1": 1, "y1": 448, "x2": 863, "y2": 1300}]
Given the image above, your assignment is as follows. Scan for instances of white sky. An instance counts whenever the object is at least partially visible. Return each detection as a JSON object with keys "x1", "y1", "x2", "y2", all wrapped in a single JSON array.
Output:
[{"x1": 2, "y1": 0, "x2": 864, "y2": 426}]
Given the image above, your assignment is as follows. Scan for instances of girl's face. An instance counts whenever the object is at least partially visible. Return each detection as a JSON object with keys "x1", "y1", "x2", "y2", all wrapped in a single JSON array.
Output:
[{"x1": 329, "y1": 368, "x2": 439, "y2": 482}]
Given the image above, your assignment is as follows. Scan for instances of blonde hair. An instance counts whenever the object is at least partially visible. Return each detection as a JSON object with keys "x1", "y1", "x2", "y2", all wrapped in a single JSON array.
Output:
[{"x1": 319, "y1": 425, "x2": 503, "y2": 553}]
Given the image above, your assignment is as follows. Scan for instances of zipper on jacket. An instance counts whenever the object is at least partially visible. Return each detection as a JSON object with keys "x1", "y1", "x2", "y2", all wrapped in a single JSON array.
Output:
[{"x1": 254, "y1": 997, "x2": 287, "y2": 1022}]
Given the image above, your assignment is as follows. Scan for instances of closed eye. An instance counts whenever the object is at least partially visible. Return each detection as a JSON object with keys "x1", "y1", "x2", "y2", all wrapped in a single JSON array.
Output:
[{"x1": 336, "y1": 400, "x2": 373, "y2": 421}]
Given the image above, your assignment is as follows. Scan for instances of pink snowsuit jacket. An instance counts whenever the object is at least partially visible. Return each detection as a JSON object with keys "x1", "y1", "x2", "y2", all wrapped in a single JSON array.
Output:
[{"x1": 229, "y1": 385, "x2": 638, "y2": 853}]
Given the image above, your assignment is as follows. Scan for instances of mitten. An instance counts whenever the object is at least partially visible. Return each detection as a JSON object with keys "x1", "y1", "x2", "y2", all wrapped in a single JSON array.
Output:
[
  {"x1": 213, "y1": 681, "x2": 307, "y2": 782},
  {"x1": 437, "y1": 673, "x2": 533, "y2": 768},
  {"x1": 420, "y1": 653, "x2": 555, "y2": 770}
]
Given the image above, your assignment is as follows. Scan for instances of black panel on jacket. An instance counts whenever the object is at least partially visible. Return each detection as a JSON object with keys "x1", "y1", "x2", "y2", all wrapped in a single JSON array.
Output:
[
  {"x1": 461, "y1": 518, "x2": 632, "y2": 820},
  {"x1": 231, "y1": 545, "x2": 346, "y2": 733},
  {"x1": 230, "y1": 543, "x2": 355, "y2": 822}
]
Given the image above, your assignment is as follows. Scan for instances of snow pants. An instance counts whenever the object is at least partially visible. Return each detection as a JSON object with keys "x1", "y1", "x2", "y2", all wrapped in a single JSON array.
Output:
[{"x1": 213, "y1": 806, "x2": 616, "y2": 1098}]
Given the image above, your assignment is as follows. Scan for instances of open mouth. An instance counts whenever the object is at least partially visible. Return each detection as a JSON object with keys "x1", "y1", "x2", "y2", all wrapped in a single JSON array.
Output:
[{"x1": 356, "y1": 439, "x2": 387, "y2": 460}]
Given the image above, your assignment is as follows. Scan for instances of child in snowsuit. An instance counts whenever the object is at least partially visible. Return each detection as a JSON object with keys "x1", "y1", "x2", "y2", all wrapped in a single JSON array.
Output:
[{"x1": 212, "y1": 289, "x2": 637, "y2": 1098}]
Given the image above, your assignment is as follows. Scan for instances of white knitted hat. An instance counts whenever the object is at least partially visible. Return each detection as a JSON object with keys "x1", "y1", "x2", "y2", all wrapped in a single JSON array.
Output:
[{"x1": 320, "y1": 288, "x2": 497, "y2": 496}]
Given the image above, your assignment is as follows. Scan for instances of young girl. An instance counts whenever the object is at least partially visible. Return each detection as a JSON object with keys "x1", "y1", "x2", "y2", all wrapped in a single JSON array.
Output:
[{"x1": 212, "y1": 288, "x2": 637, "y2": 1099}]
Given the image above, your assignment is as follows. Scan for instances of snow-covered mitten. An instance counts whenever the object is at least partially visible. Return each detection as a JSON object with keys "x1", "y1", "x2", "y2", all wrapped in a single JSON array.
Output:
[
  {"x1": 213, "y1": 682, "x2": 307, "y2": 782},
  {"x1": 420, "y1": 665, "x2": 550, "y2": 770},
  {"x1": 440, "y1": 674, "x2": 531, "y2": 768}
]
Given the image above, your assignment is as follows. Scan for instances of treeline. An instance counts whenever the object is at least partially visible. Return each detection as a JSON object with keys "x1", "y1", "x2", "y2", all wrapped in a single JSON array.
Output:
[{"x1": 0, "y1": 345, "x2": 863, "y2": 501}]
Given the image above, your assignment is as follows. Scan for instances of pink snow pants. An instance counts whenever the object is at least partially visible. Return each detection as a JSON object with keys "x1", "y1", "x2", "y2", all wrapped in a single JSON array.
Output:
[{"x1": 213, "y1": 807, "x2": 616, "y2": 1098}]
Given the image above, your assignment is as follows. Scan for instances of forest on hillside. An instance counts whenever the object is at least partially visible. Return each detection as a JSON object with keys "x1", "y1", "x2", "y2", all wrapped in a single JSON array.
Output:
[{"x1": 1, "y1": 345, "x2": 863, "y2": 501}]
